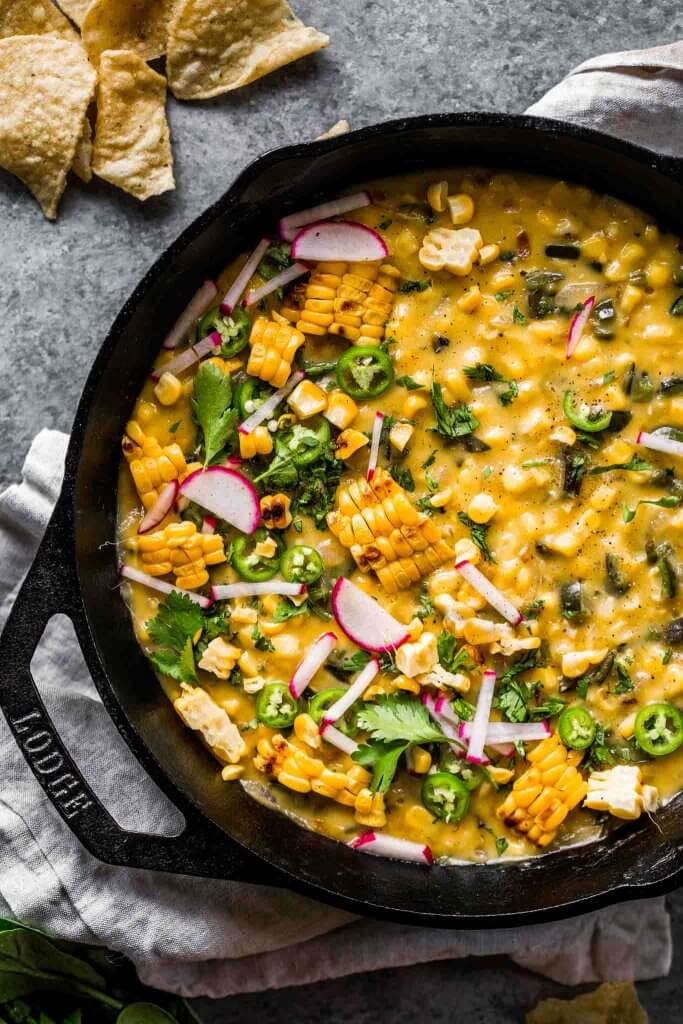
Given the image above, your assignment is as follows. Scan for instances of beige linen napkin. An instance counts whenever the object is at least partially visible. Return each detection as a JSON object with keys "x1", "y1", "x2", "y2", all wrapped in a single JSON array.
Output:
[{"x1": 1, "y1": 42, "x2": 681, "y2": 997}]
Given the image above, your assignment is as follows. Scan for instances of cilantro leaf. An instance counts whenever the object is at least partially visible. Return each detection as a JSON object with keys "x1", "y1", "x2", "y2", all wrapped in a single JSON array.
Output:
[
  {"x1": 251, "y1": 624, "x2": 275, "y2": 652},
  {"x1": 437, "y1": 632, "x2": 475, "y2": 673},
  {"x1": 589, "y1": 455, "x2": 652, "y2": 475},
  {"x1": 352, "y1": 740, "x2": 408, "y2": 793},
  {"x1": 623, "y1": 495, "x2": 681, "y2": 523},
  {"x1": 146, "y1": 592, "x2": 227, "y2": 683},
  {"x1": 327, "y1": 649, "x2": 372, "y2": 678},
  {"x1": 399, "y1": 279, "x2": 430, "y2": 293},
  {"x1": 389, "y1": 462, "x2": 415, "y2": 492},
  {"x1": 396, "y1": 375, "x2": 421, "y2": 390},
  {"x1": 430, "y1": 380, "x2": 479, "y2": 441},
  {"x1": 513, "y1": 305, "x2": 529, "y2": 324},
  {"x1": 356, "y1": 696, "x2": 446, "y2": 744},
  {"x1": 457, "y1": 511, "x2": 495, "y2": 562},
  {"x1": 273, "y1": 599, "x2": 309, "y2": 622},
  {"x1": 192, "y1": 362, "x2": 238, "y2": 465},
  {"x1": 463, "y1": 363, "x2": 519, "y2": 407}
]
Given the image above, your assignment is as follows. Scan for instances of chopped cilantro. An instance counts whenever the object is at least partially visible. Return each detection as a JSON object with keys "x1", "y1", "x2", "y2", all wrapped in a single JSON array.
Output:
[
  {"x1": 437, "y1": 632, "x2": 475, "y2": 673},
  {"x1": 352, "y1": 740, "x2": 408, "y2": 793},
  {"x1": 416, "y1": 583, "x2": 435, "y2": 621},
  {"x1": 389, "y1": 462, "x2": 416, "y2": 492},
  {"x1": 396, "y1": 375, "x2": 421, "y2": 390},
  {"x1": 457, "y1": 511, "x2": 495, "y2": 562},
  {"x1": 463, "y1": 362, "x2": 518, "y2": 406},
  {"x1": 494, "y1": 289, "x2": 514, "y2": 301},
  {"x1": 168, "y1": 419, "x2": 181, "y2": 433},
  {"x1": 399, "y1": 279, "x2": 431, "y2": 293},
  {"x1": 192, "y1": 362, "x2": 238, "y2": 465},
  {"x1": 589, "y1": 455, "x2": 652, "y2": 475},
  {"x1": 430, "y1": 379, "x2": 479, "y2": 441},
  {"x1": 251, "y1": 624, "x2": 275, "y2": 652},
  {"x1": 355, "y1": 695, "x2": 446, "y2": 744},
  {"x1": 146, "y1": 592, "x2": 228, "y2": 683},
  {"x1": 512, "y1": 305, "x2": 529, "y2": 325},
  {"x1": 623, "y1": 495, "x2": 681, "y2": 523}
]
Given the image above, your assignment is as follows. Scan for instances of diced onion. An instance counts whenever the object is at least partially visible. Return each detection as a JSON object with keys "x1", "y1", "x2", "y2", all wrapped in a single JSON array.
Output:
[
  {"x1": 238, "y1": 370, "x2": 304, "y2": 435},
  {"x1": 163, "y1": 279, "x2": 217, "y2": 349},
  {"x1": 455, "y1": 560, "x2": 522, "y2": 625}
]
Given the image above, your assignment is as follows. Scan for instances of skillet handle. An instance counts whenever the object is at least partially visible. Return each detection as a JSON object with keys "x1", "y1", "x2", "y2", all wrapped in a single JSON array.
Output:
[{"x1": 0, "y1": 499, "x2": 275, "y2": 884}]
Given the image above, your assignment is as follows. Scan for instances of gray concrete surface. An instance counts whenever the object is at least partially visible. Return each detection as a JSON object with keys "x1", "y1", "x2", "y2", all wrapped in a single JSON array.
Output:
[{"x1": 1, "y1": 1, "x2": 682, "y2": 1020}]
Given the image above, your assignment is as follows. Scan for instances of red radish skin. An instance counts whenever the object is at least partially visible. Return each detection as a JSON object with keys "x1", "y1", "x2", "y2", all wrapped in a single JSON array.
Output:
[
  {"x1": 279, "y1": 191, "x2": 371, "y2": 241},
  {"x1": 201, "y1": 515, "x2": 217, "y2": 535},
  {"x1": 179, "y1": 467, "x2": 260, "y2": 535},
  {"x1": 637, "y1": 430, "x2": 683, "y2": 459},
  {"x1": 163, "y1": 279, "x2": 217, "y2": 349},
  {"x1": 221, "y1": 237, "x2": 270, "y2": 314},
  {"x1": 349, "y1": 832, "x2": 434, "y2": 864},
  {"x1": 331, "y1": 577, "x2": 409, "y2": 652},
  {"x1": 120, "y1": 565, "x2": 212, "y2": 609},
  {"x1": 319, "y1": 722, "x2": 358, "y2": 755},
  {"x1": 138, "y1": 480, "x2": 178, "y2": 534},
  {"x1": 291, "y1": 221, "x2": 388, "y2": 263},
  {"x1": 289, "y1": 631, "x2": 338, "y2": 699}
]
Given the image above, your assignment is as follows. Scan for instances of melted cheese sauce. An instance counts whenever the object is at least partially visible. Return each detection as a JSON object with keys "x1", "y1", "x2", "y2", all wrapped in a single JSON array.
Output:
[{"x1": 118, "y1": 169, "x2": 683, "y2": 862}]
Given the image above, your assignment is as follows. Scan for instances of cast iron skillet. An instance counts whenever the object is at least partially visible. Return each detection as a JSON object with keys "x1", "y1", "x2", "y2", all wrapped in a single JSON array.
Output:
[{"x1": 1, "y1": 113, "x2": 683, "y2": 927}]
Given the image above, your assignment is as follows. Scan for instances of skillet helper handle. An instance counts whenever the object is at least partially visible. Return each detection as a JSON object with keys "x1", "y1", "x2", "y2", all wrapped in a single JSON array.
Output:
[{"x1": 0, "y1": 497, "x2": 272, "y2": 884}]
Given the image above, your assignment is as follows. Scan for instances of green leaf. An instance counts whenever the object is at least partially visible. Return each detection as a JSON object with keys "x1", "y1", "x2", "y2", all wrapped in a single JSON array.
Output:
[
  {"x1": 398, "y1": 279, "x2": 430, "y2": 293},
  {"x1": 395, "y1": 375, "x2": 421, "y2": 390},
  {"x1": 512, "y1": 306, "x2": 528, "y2": 324},
  {"x1": 623, "y1": 495, "x2": 681, "y2": 523},
  {"x1": 146, "y1": 593, "x2": 227, "y2": 683},
  {"x1": 430, "y1": 380, "x2": 479, "y2": 441},
  {"x1": 437, "y1": 632, "x2": 475, "y2": 673},
  {"x1": 388, "y1": 463, "x2": 415, "y2": 492},
  {"x1": 589, "y1": 455, "x2": 652, "y2": 475},
  {"x1": 192, "y1": 362, "x2": 237, "y2": 466},
  {"x1": 457, "y1": 511, "x2": 495, "y2": 562},
  {"x1": 116, "y1": 1005, "x2": 178, "y2": 1024},
  {"x1": 355, "y1": 696, "x2": 445, "y2": 744},
  {"x1": 352, "y1": 741, "x2": 408, "y2": 793},
  {"x1": 62, "y1": 1013, "x2": 82, "y2": 1024},
  {"x1": 0, "y1": 930, "x2": 119, "y2": 1009},
  {"x1": 272, "y1": 599, "x2": 309, "y2": 623}
]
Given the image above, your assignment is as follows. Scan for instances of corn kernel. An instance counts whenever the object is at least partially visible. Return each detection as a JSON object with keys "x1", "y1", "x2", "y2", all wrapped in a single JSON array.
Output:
[
  {"x1": 154, "y1": 372, "x2": 182, "y2": 406},
  {"x1": 478, "y1": 243, "x2": 500, "y2": 265},
  {"x1": 448, "y1": 193, "x2": 475, "y2": 226},
  {"x1": 456, "y1": 285, "x2": 482, "y2": 312},
  {"x1": 403, "y1": 393, "x2": 428, "y2": 418},
  {"x1": 427, "y1": 180, "x2": 448, "y2": 212},
  {"x1": 467, "y1": 492, "x2": 498, "y2": 523},
  {"x1": 288, "y1": 379, "x2": 328, "y2": 419}
]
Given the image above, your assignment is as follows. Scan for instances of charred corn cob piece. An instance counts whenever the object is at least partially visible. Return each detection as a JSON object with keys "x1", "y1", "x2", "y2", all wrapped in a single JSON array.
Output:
[
  {"x1": 497, "y1": 733, "x2": 587, "y2": 848},
  {"x1": 122, "y1": 420, "x2": 188, "y2": 511},
  {"x1": 253, "y1": 733, "x2": 376, "y2": 822},
  {"x1": 246, "y1": 317, "x2": 305, "y2": 388},
  {"x1": 327, "y1": 468, "x2": 455, "y2": 592},
  {"x1": 295, "y1": 261, "x2": 401, "y2": 345},
  {"x1": 128, "y1": 520, "x2": 226, "y2": 590}
]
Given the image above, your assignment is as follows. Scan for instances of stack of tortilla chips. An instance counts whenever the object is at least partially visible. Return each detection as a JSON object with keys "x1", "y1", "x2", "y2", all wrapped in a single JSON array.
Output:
[{"x1": 0, "y1": 0, "x2": 329, "y2": 219}]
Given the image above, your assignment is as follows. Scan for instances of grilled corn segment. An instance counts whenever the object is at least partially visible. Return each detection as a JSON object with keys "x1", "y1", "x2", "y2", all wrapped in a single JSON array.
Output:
[
  {"x1": 253, "y1": 732, "x2": 382, "y2": 824},
  {"x1": 327, "y1": 467, "x2": 455, "y2": 591},
  {"x1": 122, "y1": 420, "x2": 188, "y2": 510},
  {"x1": 246, "y1": 316, "x2": 305, "y2": 388},
  {"x1": 239, "y1": 424, "x2": 274, "y2": 459},
  {"x1": 496, "y1": 733, "x2": 587, "y2": 848},
  {"x1": 260, "y1": 493, "x2": 293, "y2": 529},
  {"x1": 128, "y1": 520, "x2": 226, "y2": 590},
  {"x1": 294, "y1": 261, "x2": 401, "y2": 346}
]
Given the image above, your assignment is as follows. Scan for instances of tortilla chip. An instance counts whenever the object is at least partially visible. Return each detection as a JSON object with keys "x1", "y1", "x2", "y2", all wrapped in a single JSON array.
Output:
[
  {"x1": 527, "y1": 981, "x2": 648, "y2": 1024},
  {"x1": 0, "y1": 0, "x2": 78, "y2": 40},
  {"x1": 56, "y1": 0, "x2": 92, "y2": 27},
  {"x1": 82, "y1": 0, "x2": 178, "y2": 64},
  {"x1": 72, "y1": 115, "x2": 93, "y2": 182},
  {"x1": 316, "y1": 120, "x2": 350, "y2": 140},
  {"x1": 167, "y1": 0, "x2": 329, "y2": 101},
  {"x1": 92, "y1": 50, "x2": 174, "y2": 201},
  {"x1": 0, "y1": 35, "x2": 96, "y2": 218}
]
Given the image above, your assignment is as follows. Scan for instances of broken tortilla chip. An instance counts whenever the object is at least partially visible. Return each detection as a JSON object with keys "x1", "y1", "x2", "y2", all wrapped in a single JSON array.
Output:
[
  {"x1": 82, "y1": 0, "x2": 178, "y2": 64},
  {"x1": 167, "y1": 0, "x2": 329, "y2": 101},
  {"x1": 72, "y1": 115, "x2": 93, "y2": 182},
  {"x1": 527, "y1": 981, "x2": 648, "y2": 1024},
  {"x1": 92, "y1": 50, "x2": 174, "y2": 201},
  {"x1": 0, "y1": 0, "x2": 78, "y2": 40},
  {"x1": 56, "y1": 0, "x2": 92, "y2": 28},
  {"x1": 0, "y1": 35, "x2": 96, "y2": 218},
  {"x1": 316, "y1": 120, "x2": 350, "y2": 140}
]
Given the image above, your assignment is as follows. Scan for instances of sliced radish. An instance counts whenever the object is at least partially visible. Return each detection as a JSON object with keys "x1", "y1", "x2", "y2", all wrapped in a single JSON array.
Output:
[
  {"x1": 280, "y1": 191, "x2": 371, "y2": 241},
  {"x1": 367, "y1": 411, "x2": 384, "y2": 481},
  {"x1": 349, "y1": 831, "x2": 433, "y2": 865},
  {"x1": 291, "y1": 221, "x2": 388, "y2": 263},
  {"x1": 319, "y1": 721, "x2": 358, "y2": 756},
  {"x1": 455, "y1": 560, "x2": 522, "y2": 625},
  {"x1": 321, "y1": 657, "x2": 379, "y2": 726},
  {"x1": 179, "y1": 467, "x2": 260, "y2": 535},
  {"x1": 150, "y1": 330, "x2": 222, "y2": 381},
  {"x1": 421, "y1": 693, "x2": 469, "y2": 754},
  {"x1": 637, "y1": 430, "x2": 683, "y2": 459},
  {"x1": 221, "y1": 238, "x2": 270, "y2": 314},
  {"x1": 331, "y1": 577, "x2": 409, "y2": 652},
  {"x1": 466, "y1": 669, "x2": 497, "y2": 764},
  {"x1": 120, "y1": 565, "x2": 211, "y2": 609},
  {"x1": 244, "y1": 262, "x2": 309, "y2": 307},
  {"x1": 459, "y1": 720, "x2": 550, "y2": 743},
  {"x1": 238, "y1": 370, "x2": 304, "y2": 435},
  {"x1": 201, "y1": 515, "x2": 217, "y2": 535},
  {"x1": 211, "y1": 580, "x2": 305, "y2": 601},
  {"x1": 163, "y1": 279, "x2": 217, "y2": 349},
  {"x1": 138, "y1": 480, "x2": 178, "y2": 534},
  {"x1": 566, "y1": 295, "x2": 595, "y2": 359},
  {"x1": 289, "y1": 631, "x2": 338, "y2": 699}
]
